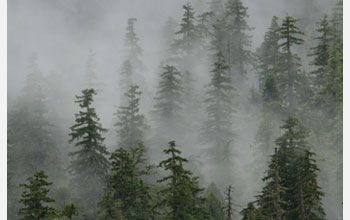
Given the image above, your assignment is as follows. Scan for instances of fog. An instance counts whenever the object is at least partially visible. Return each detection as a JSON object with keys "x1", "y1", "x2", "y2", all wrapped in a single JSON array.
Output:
[{"x1": 8, "y1": 0, "x2": 341, "y2": 219}]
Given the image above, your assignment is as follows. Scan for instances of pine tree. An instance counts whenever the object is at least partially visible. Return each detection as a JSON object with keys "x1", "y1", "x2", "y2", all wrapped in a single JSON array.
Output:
[
  {"x1": 204, "y1": 183, "x2": 225, "y2": 220},
  {"x1": 224, "y1": 0, "x2": 252, "y2": 81},
  {"x1": 62, "y1": 204, "x2": 79, "y2": 220},
  {"x1": 101, "y1": 146, "x2": 153, "y2": 220},
  {"x1": 255, "y1": 16, "x2": 281, "y2": 92},
  {"x1": 157, "y1": 141, "x2": 209, "y2": 220},
  {"x1": 309, "y1": 15, "x2": 331, "y2": 90},
  {"x1": 18, "y1": 171, "x2": 58, "y2": 220},
  {"x1": 123, "y1": 18, "x2": 144, "y2": 71},
  {"x1": 115, "y1": 85, "x2": 148, "y2": 150},
  {"x1": 277, "y1": 16, "x2": 304, "y2": 114},
  {"x1": 295, "y1": 150, "x2": 326, "y2": 220},
  {"x1": 275, "y1": 117, "x2": 311, "y2": 219},
  {"x1": 173, "y1": 3, "x2": 198, "y2": 57},
  {"x1": 240, "y1": 202, "x2": 259, "y2": 220},
  {"x1": 153, "y1": 65, "x2": 183, "y2": 124},
  {"x1": 202, "y1": 52, "x2": 236, "y2": 162},
  {"x1": 256, "y1": 148, "x2": 285, "y2": 220},
  {"x1": 68, "y1": 88, "x2": 109, "y2": 220}
]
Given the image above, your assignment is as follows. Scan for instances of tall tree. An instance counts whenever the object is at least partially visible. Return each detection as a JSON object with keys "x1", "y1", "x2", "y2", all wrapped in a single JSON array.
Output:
[
  {"x1": 308, "y1": 15, "x2": 331, "y2": 91},
  {"x1": 224, "y1": 0, "x2": 252, "y2": 82},
  {"x1": 295, "y1": 150, "x2": 326, "y2": 220},
  {"x1": 240, "y1": 202, "x2": 259, "y2": 220},
  {"x1": 224, "y1": 185, "x2": 236, "y2": 220},
  {"x1": 69, "y1": 88, "x2": 109, "y2": 220},
  {"x1": 202, "y1": 52, "x2": 236, "y2": 165},
  {"x1": 173, "y1": 3, "x2": 199, "y2": 58},
  {"x1": 100, "y1": 145, "x2": 153, "y2": 220},
  {"x1": 18, "y1": 171, "x2": 58, "y2": 220},
  {"x1": 275, "y1": 117, "x2": 311, "y2": 219},
  {"x1": 115, "y1": 85, "x2": 148, "y2": 150},
  {"x1": 255, "y1": 16, "x2": 281, "y2": 92},
  {"x1": 256, "y1": 148, "x2": 285, "y2": 220},
  {"x1": 204, "y1": 183, "x2": 225, "y2": 220},
  {"x1": 277, "y1": 16, "x2": 304, "y2": 114},
  {"x1": 153, "y1": 65, "x2": 183, "y2": 125},
  {"x1": 157, "y1": 141, "x2": 209, "y2": 220},
  {"x1": 123, "y1": 18, "x2": 145, "y2": 71}
]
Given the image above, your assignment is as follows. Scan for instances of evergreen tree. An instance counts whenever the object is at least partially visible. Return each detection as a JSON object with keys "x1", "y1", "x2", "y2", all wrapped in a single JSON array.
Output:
[
  {"x1": 295, "y1": 150, "x2": 326, "y2": 220},
  {"x1": 98, "y1": 185, "x2": 124, "y2": 220},
  {"x1": 101, "y1": 146, "x2": 153, "y2": 220},
  {"x1": 240, "y1": 202, "x2": 259, "y2": 220},
  {"x1": 224, "y1": 0, "x2": 252, "y2": 81},
  {"x1": 18, "y1": 171, "x2": 58, "y2": 220},
  {"x1": 202, "y1": 52, "x2": 236, "y2": 162},
  {"x1": 157, "y1": 141, "x2": 209, "y2": 220},
  {"x1": 68, "y1": 88, "x2": 109, "y2": 220},
  {"x1": 62, "y1": 204, "x2": 79, "y2": 220},
  {"x1": 204, "y1": 183, "x2": 225, "y2": 220},
  {"x1": 275, "y1": 117, "x2": 311, "y2": 219},
  {"x1": 277, "y1": 16, "x2": 304, "y2": 114},
  {"x1": 123, "y1": 18, "x2": 144, "y2": 71},
  {"x1": 153, "y1": 65, "x2": 183, "y2": 124},
  {"x1": 173, "y1": 3, "x2": 199, "y2": 57},
  {"x1": 309, "y1": 15, "x2": 331, "y2": 90},
  {"x1": 255, "y1": 16, "x2": 281, "y2": 92},
  {"x1": 115, "y1": 85, "x2": 148, "y2": 150},
  {"x1": 256, "y1": 148, "x2": 285, "y2": 220}
]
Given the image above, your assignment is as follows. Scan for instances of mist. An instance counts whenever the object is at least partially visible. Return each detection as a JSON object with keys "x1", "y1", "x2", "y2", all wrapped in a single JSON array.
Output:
[{"x1": 8, "y1": 0, "x2": 342, "y2": 219}]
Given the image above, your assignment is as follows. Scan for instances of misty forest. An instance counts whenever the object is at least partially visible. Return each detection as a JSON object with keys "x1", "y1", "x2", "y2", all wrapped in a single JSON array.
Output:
[{"x1": 7, "y1": 0, "x2": 343, "y2": 219}]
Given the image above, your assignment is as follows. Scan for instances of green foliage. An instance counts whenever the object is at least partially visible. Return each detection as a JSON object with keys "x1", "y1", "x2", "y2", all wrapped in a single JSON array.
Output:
[
  {"x1": 69, "y1": 88, "x2": 109, "y2": 220},
  {"x1": 224, "y1": 0, "x2": 252, "y2": 80},
  {"x1": 157, "y1": 141, "x2": 210, "y2": 220},
  {"x1": 277, "y1": 16, "x2": 305, "y2": 114},
  {"x1": 255, "y1": 16, "x2": 281, "y2": 92},
  {"x1": 204, "y1": 183, "x2": 225, "y2": 220},
  {"x1": 115, "y1": 85, "x2": 148, "y2": 150},
  {"x1": 119, "y1": 60, "x2": 133, "y2": 93},
  {"x1": 203, "y1": 52, "x2": 236, "y2": 161},
  {"x1": 123, "y1": 18, "x2": 144, "y2": 71},
  {"x1": 240, "y1": 202, "x2": 259, "y2": 220},
  {"x1": 62, "y1": 204, "x2": 78, "y2": 220},
  {"x1": 99, "y1": 144, "x2": 153, "y2": 220},
  {"x1": 18, "y1": 171, "x2": 58, "y2": 220},
  {"x1": 153, "y1": 65, "x2": 183, "y2": 123}
]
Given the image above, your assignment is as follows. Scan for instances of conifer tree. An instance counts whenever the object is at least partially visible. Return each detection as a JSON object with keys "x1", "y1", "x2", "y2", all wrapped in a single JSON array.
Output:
[
  {"x1": 295, "y1": 150, "x2": 326, "y2": 220},
  {"x1": 157, "y1": 141, "x2": 209, "y2": 220},
  {"x1": 69, "y1": 88, "x2": 109, "y2": 220},
  {"x1": 115, "y1": 85, "x2": 148, "y2": 150},
  {"x1": 203, "y1": 52, "x2": 236, "y2": 162},
  {"x1": 101, "y1": 146, "x2": 153, "y2": 220},
  {"x1": 275, "y1": 117, "x2": 311, "y2": 219},
  {"x1": 204, "y1": 183, "x2": 225, "y2": 220},
  {"x1": 255, "y1": 16, "x2": 281, "y2": 92},
  {"x1": 173, "y1": 3, "x2": 198, "y2": 57},
  {"x1": 123, "y1": 18, "x2": 144, "y2": 71},
  {"x1": 240, "y1": 202, "x2": 259, "y2": 220},
  {"x1": 224, "y1": 0, "x2": 252, "y2": 81},
  {"x1": 309, "y1": 15, "x2": 331, "y2": 90},
  {"x1": 18, "y1": 171, "x2": 58, "y2": 220},
  {"x1": 256, "y1": 148, "x2": 285, "y2": 220},
  {"x1": 153, "y1": 65, "x2": 183, "y2": 124},
  {"x1": 277, "y1": 16, "x2": 304, "y2": 114},
  {"x1": 62, "y1": 204, "x2": 78, "y2": 220}
]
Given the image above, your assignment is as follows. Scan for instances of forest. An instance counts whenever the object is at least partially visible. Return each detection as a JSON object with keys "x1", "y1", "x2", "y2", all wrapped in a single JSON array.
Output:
[{"x1": 7, "y1": 0, "x2": 343, "y2": 219}]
